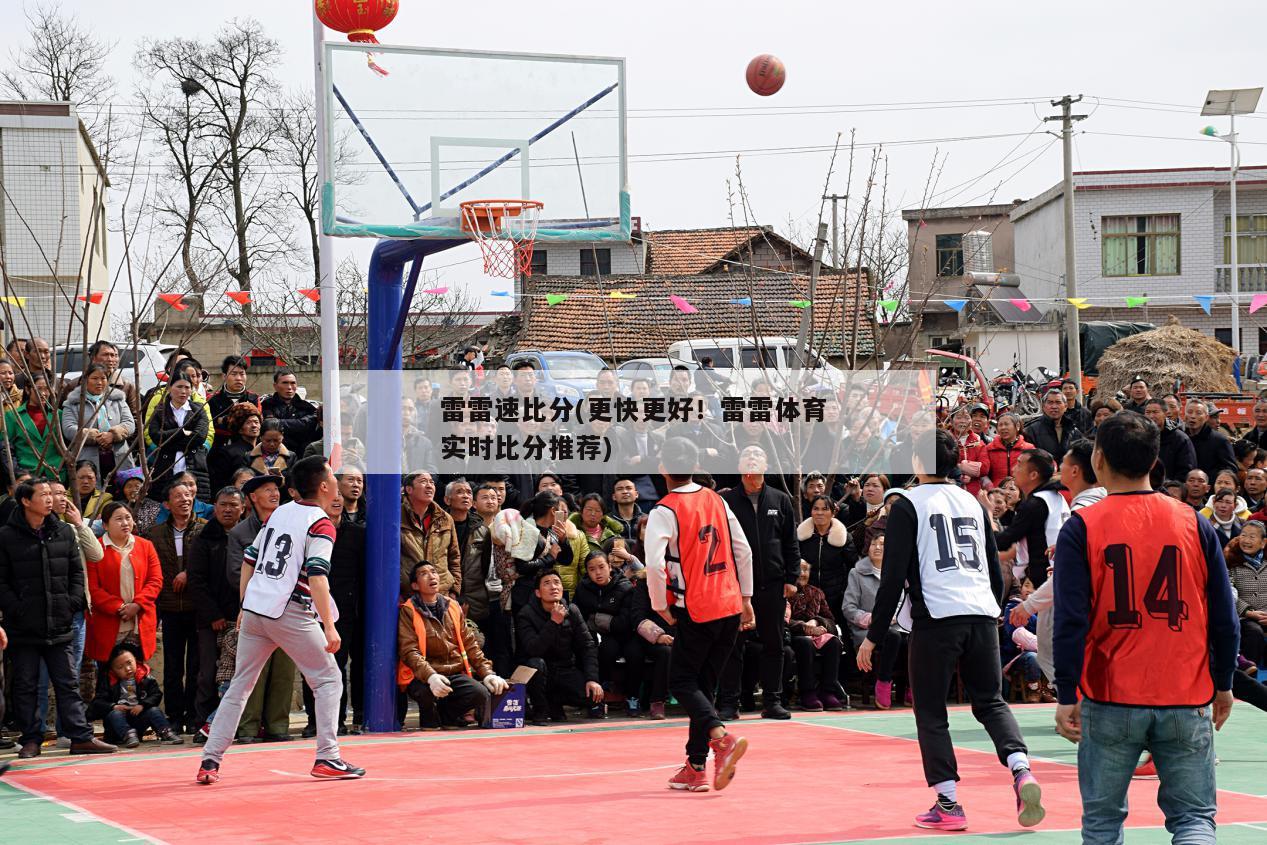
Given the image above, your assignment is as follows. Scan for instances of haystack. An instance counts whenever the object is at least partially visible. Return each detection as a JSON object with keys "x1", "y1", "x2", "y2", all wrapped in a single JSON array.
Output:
[{"x1": 1096, "y1": 316, "x2": 1238, "y2": 396}]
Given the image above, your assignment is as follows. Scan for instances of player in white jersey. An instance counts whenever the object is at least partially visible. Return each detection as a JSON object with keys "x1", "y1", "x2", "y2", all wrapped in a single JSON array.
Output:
[
  {"x1": 858, "y1": 429, "x2": 1043, "y2": 832},
  {"x1": 196, "y1": 457, "x2": 363, "y2": 784}
]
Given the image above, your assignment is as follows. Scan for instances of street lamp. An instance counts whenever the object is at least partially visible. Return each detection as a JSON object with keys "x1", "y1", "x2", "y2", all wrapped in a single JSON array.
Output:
[{"x1": 1201, "y1": 87, "x2": 1262, "y2": 357}]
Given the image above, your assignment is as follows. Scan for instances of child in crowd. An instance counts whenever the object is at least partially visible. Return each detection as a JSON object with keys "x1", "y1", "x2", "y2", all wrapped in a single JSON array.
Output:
[{"x1": 89, "y1": 642, "x2": 183, "y2": 748}]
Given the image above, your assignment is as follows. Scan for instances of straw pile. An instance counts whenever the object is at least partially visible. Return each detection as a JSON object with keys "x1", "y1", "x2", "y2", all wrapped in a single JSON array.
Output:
[{"x1": 1096, "y1": 316, "x2": 1238, "y2": 396}]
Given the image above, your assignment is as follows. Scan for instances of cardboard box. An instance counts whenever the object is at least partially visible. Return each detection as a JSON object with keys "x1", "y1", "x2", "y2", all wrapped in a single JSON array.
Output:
[{"x1": 486, "y1": 664, "x2": 536, "y2": 729}]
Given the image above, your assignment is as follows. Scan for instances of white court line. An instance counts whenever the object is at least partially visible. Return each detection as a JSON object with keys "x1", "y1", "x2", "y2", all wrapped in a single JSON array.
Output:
[
  {"x1": 2, "y1": 776, "x2": 170, "y2": 845},
  {"x1": 268, "y1": 763, "x2": 680, "y2": 782}
]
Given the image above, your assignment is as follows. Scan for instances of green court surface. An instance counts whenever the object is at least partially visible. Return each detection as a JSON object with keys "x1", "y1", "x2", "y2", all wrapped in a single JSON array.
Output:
[{"x1": 2, "y1": 704, "x2": 1264, "y2": 844}]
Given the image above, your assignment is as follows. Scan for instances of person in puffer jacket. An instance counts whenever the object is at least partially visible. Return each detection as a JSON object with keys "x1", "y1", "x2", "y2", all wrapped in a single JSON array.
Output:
[
  {"x1": 982, "y1": 413, "x2": 1033, "y2": 489},
  {"x1": 574, "y1": 551, "x2": 637, "y2": 710},
  {"x1": 797, "y1": 495, "x2": 858, "y2": 618}
]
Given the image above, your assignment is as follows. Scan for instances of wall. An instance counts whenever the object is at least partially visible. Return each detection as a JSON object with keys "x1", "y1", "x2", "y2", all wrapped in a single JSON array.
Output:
[
  {"x1": 532, "y1": 238, "x2": 644, "y2": 276},
  {"x1": 1012, "y1": 195, "x2": 1066, "y2": 306},
  {"x1": 963, "y1": 326, "x2": 1061, "y2": 377}
]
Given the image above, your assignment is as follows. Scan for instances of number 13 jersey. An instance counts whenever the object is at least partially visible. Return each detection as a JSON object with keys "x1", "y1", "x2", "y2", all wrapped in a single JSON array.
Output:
[
  {"x1": 242, "y1": 501, "x2": 338, "y2": 621},
  {"x1": 893, "y1": 484, "x2": 1001, "y2": 621},
  {"x1": 1078, "y1": 492, "x2": 1211, "y2": 706}
]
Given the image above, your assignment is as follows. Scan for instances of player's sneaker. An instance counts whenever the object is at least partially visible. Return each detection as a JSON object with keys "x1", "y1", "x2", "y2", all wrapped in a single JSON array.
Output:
[
  {"x1": 668, "y1": 764, "x2": 709, "y2": 791},
  {"x1": 311, "y1": 758, "x2": 366, "y2": 780},
  {"x1": 1013, "y1": 768, "x2": 1045, "y2": 827},
  {"x1": 195, "y1": 759, "x2": 220, "y2": 785},
  {"x1": 915, "y1": 800, "x2": 968, "y2": 831},
  {"x1": 709, "y1": 732, "x2": 748, "y2": 791},
  {"x1": 1133, "y1": 754, "x2": 1158, "y2": 779}
]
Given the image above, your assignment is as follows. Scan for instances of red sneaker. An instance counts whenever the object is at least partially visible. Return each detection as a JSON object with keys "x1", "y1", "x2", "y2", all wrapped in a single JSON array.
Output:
[
  {"x1": 1133, "y1": 754, "x2": 1157, "y2": 779},
  {"x1": 311, "y1": 758, "x2": 366, "y2": 780},
  {"x1": 667, "y1": 763, "x2": 709, "y2": 791},
  {"x1": 196, "y1": 759, "x2": 220, "y2": 785},
  {"x1": 709, "y1": 732, "x2": 748, "y2": 791}
]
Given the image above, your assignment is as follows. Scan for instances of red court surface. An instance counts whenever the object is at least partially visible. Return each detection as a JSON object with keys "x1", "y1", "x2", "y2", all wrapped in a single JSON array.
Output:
[{"x1": 8, "y1": 716, "x2": 1267, "y2": 845}]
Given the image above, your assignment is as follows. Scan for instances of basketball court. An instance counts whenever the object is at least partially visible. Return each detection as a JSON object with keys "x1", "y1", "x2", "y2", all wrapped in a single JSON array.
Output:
[{"x1": 4, "y1": 705, "x2": 1266, "y2": 844}]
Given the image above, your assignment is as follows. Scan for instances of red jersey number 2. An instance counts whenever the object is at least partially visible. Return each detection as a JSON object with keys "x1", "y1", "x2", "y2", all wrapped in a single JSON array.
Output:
[
  {"x1": 699, "y1": 524, "x2": 726, "y2": 574},
  {"x1": 1104, "y1": 543, "x2": 1189, "y2": 632}
]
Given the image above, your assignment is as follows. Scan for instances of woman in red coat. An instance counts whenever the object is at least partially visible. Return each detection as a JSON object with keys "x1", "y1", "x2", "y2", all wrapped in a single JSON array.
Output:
[
  {"x1": 948, "y1": 407, "x2": 988, "y2": 495},
  {"x1": 86, "y1": 501, "x2": 164, "y2": 663},
  {"x1": 983, "y1": 412, "x2": 1033, "y2": 489}
]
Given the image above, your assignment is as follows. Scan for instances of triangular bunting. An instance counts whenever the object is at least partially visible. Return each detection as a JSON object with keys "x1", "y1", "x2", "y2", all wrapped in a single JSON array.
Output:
[
  {"x1": 1125, "y1": 296, "x2": 1148, "y2": 308},
  {"x1": 944, "y1": 298, "x2": 967, "y2": 312},
  {"x1": 546, "y1": 293, "x2": 568, "y2": 306},
  {"x1": 1251, "y1": 294, "x2": 1267, "y2": 314},
  {"x1": 729, "y1": 297, "x2": 752, "y2": 307},
  {"x1": 490, "y1": 290, "x2": 512, "y2": 297},
  {"x1": 1067, "y1": 297, "x2": 1089, "y2": 310},
  {"x1": 610, "y1": 290, "x2": 637, "y2": 300},
  {"x1": 1193, "y1": 295, "x2": 1213, "y2": 315},
  {"x1": 879, "y1": 299, "x2": 899, "y2": 313},
  {"x1": 789, "y1": 300, "x2": 812, "y2": 309},
  {"x1": 423, "y1": 287, "x2": 449, "y2": 295},
  {"x1": 298, "y1": 288, "x2": 320, "y2": 303},
  {"x1": 670, "y1": 295, "x2": 698, "y2": 314},
  {"x1": 77, "y1": 292, "x2": 104, "y2": 304},
  {"x1": 224, "y1": 291, "x2": 251, "y2": 306},
  {"x1": 0, "y1": 296, "x2": 26, "y2": 308},
  {"x1": 157, "y1": 293, "x2": 187, "y2": 311},
  {"x1": 1009, "y1": 297, "x2": 1031, "y2": 313}
]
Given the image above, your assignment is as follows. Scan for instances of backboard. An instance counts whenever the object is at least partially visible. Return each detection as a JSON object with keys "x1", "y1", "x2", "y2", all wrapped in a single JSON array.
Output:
[{"x1": 322, "y1": 43, "x2": 629, "y2": 243}]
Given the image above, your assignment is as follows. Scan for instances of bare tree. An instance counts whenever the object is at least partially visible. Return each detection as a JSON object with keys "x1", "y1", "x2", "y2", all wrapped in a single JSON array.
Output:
[{"x1": 137, "y1": 19, "x2": 289, "y2": 297}]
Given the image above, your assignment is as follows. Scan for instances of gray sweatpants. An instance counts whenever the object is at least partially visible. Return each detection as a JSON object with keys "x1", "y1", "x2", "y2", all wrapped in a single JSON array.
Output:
[{"x1": 202, "y1": 604, "x2": 343, "y2": 765}]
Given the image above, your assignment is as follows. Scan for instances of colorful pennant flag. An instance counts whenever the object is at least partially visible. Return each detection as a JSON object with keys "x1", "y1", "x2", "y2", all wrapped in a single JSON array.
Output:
[
  {"x1": 610, "y1": 290, "x2": 637, "y2": 300},
  {"x1": 157, "y1": 293, "x2": 186, "y2": 311},
  {"x1": 490, "y1": 290, "x2": 512, "y2": 297},
  {"x1": 789, "y1": 300, "x2": 812, "y2": 309},
  {"x1": 0, "y1": 296, "x2": 26, "y2": 308},
  {"x1": 670, "y1": 295, "x2": 698, "y2": 314},
  {"x1": 1251, "y1": 294, "x2": 1267, "y2": 314},
  {"x1": 298, "y1": 288, "x2": 320, "y2": 303},
  {"x1": 1067, "y1": 297, "x2": 1089, "y2": 310},
  {"x1": 224, "y1": 291, "x2": 251, "y2": 306},
  {"x1": 77, "y1": 292, "x2": 104, "y2": 304},
  {"x1": 545, "y1": 293, "x2": 568, "y2": 306},
  {"x1": 879, "y1": 300, "x2": 899, "y2": 313},
  {"x1": 1193, "y1": 295, "x2": 1213, "y2": 315},
  {"x1": 729, "y1": 297, "x2": 752, "y2": 307},
  {"x1": 422, "y1": 287, "x2": 448, "y2": 295},
  {"x1": 1125, "y1": 296, "x2": 1148, "y2": 307},
  {"x1": 944, "y1": 298, "x2": 967, "y2": 312},
  {"x1": 1009, "y1": 297, "x2": 1031, "y2": 313}
]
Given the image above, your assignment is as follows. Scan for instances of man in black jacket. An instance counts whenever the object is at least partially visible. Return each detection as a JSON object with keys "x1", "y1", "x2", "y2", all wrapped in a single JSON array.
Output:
[
  {"x1": 1120, "y1": 376, "x2": 1151, "y2": 415},
  {"x1": 515, "y1": 568, "x2": 603, "y2": 723},
  {"x1": 0, "y1": 479, "x2": 116, "y2": 758},
  {"x1": 207, "y1": 356, "x2": 260, "y2": 445},
  {"x1": 1241, "y1": 399, "x2": 1267, "y2": 450},
  {"x1": 1144, "y1": 399, "x2": 1197, "y2": 482},
  {"x1": 261, "y1": 368, "x2": 321, "y2": 456},
  {"x1": 995, "y1": 450, "x2": 1066, "y2": 588},
  {"x1": 719, "y1": 445, "x2": 801, "y2": 720},
  {"x1": 1184, "y1": 399, "x2": 1237, "y2": 482},
  {"x1": 1023, "y1": 390, "x2": 1080, "y2": 464},
  {"x1": 185, "y1": 486, "x2": 244, "y2": 729}
]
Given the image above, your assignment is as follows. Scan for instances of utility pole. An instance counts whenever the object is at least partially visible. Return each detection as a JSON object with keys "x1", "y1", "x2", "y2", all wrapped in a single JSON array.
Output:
[
  {"x1": 793, "y1": 221, "x2": 829, "y2": 381},
  {"x1": 823, "y1": 193, "x2": 847, "y2": 269},
  {"x1": 1046, "y1": 95, "x2": 1088, "y2": 400}
]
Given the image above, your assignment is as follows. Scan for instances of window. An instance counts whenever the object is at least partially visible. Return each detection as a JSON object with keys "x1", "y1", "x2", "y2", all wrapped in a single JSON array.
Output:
[
  {"x1": 1224, "y1": 214, "x2": 1267, "y2": 264},
  {"x1": 528, "y1": 249, "x2": 547, "y2": 276},
  {"x1": 1215, "y1": 328, "x2": 1233, "y2": 348},
  {"x1": 738, "y1": 346, "x2": 778, "y2": 368},
  {"x1": 692, "y1": 346, "x2": 734, "y2": 368},
  {"x1": 579, "y1": 247, "x2": 610, "y2": 276},
  {"x1": 935, "y1": 234, "x2": 964, "y2": 277},
  {"x1": 1102, "y1": 214, "x2": 1180, "y2": 276}
]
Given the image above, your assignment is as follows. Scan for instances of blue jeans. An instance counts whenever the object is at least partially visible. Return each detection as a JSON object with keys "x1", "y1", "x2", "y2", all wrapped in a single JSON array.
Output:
[
  {"x1": 1078, "y1": 700, "x2": 1217, "y2": 845},
  {"x1": 36, "y1": 612, "x2": 86, "y2": 735},
  {"x1": 103, "y1": 707, "x2": 172, "y2": 743}
]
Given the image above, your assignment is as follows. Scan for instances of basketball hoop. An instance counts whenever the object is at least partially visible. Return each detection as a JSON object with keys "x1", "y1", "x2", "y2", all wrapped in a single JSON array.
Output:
[{"x1": 460, "y1": 200, "x2": 544, "y2": 279}]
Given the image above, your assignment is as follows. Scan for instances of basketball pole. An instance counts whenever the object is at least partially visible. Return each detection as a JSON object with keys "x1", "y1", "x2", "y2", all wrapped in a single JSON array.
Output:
[{"x1": 313, "y1": 11, "x2": 341, "y2": 462}]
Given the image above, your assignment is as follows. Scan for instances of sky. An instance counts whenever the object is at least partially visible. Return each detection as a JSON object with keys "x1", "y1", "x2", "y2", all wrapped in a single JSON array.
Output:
[{"x1": 5, "y1": 0, "x2": 1267, "y2": 315}]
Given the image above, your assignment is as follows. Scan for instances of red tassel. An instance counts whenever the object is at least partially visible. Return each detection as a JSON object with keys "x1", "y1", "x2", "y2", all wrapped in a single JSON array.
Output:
[{"x1": 366, "y1": 53, "x2": 389, "y2": 76}]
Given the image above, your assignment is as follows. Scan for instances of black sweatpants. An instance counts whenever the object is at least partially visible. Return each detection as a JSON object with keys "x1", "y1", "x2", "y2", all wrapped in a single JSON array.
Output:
[
  {"x1": 789, "y1": 634, "x2": 844, "y2": 697},
  {"x1": 477, "y1": 604, "x2": 513, "y2": 679},
  {"x1": 871, "y1": 629, "x2": 906, "y2": 683},
  {"x1": 8, "y1": 641, "x2": 93, "y2": 746},
  {"x1": 716, "y1": 631, "x2": 762, "y2": 710},
  {"x1": 669, "y1": 609, "x2": 740, "y2": 767},
  {"x1": 1234, "y1": 668, "x2": 1267, "y2": 712},
  {"x1": 194, "y1": 627, "x2": 221, "y2": 726},
  {"x1": 523, "y1": 659, "x2": 589, "y2": 717},
  {"x1": 1240, "y1": 619, "x2": 1265, "y2": 668},
  {"x1": 159, "y1": 610, "x2": 199, "y2": 731},
  {"x1": 405, "y1": 674, "x2": 492, "y2": 728},
  {"x1": 717, "y1": 585, "x2": 784, "y2": 707},
  {"x1": 597, "y1": 633, "x2": 645, "y2": 698},
  {"x1": 636, "y1": 640, "x2": 672, "y2": 703},
  {"x1": 908, "y1": 619, "x2": 1027, "y2": 786}
]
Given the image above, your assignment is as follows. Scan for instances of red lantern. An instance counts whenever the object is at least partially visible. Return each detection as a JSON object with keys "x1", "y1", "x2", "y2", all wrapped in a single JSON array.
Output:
[{"x1": 315, "y1": 0, "x2": 399, "y2": 45}]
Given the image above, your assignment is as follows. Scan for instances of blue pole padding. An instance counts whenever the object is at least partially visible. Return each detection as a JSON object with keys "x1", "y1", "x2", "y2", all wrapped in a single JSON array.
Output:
[{"x1": 362, "y1": 238, "x2": 462, "y2": 732}]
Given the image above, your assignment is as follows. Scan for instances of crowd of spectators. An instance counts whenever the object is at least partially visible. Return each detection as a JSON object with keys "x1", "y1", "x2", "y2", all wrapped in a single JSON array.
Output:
[{"x1": 2, "y1": 341, "x2": 1266, "y2": 759}]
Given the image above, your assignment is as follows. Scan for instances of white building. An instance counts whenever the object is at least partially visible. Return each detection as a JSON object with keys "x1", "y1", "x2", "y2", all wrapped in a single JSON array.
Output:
[
  {"x1": 1011, "y1": 165, "x2": 1267, "y2": 352},
  {"x1": 0, "y1": 101, "x2": 110, "y2": 346}
]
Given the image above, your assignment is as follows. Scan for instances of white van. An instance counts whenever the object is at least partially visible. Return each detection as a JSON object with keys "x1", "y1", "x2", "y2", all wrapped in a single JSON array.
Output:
[{"x1": 666, "y1": 336, "x2": 842, "y2": 392}]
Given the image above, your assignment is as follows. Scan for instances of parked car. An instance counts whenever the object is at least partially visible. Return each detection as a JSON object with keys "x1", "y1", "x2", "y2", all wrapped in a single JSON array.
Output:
[
  {"x1": 616, "y1": 357, "x2": 697, "y2": 390},
  {"x1": 503, "y1": 350, "x2": 610, "y2": 402},
  {"x1": 666, "y1": 336, "x2": 843, "y2": 392},
  {"x1": 55, "y1": 342, "x2": 177, "y2": 397}
]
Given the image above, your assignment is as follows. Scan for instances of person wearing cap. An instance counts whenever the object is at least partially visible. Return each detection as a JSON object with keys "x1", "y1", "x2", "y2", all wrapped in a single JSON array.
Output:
[
  {"x1": 1184, "y1": 399, "x2": 1238, "y2": 483},
  {"x1": 1121, "y1": 376, "x2": 1151, "y2": 415},
  {"x1": 968, "y1": 403, "x2": 995, "y2": 445}
]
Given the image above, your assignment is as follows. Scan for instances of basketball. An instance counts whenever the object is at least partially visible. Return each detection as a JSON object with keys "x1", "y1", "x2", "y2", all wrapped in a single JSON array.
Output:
[{"x1": 746, "y1": 54, "x2": 785, "y2": 96}]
